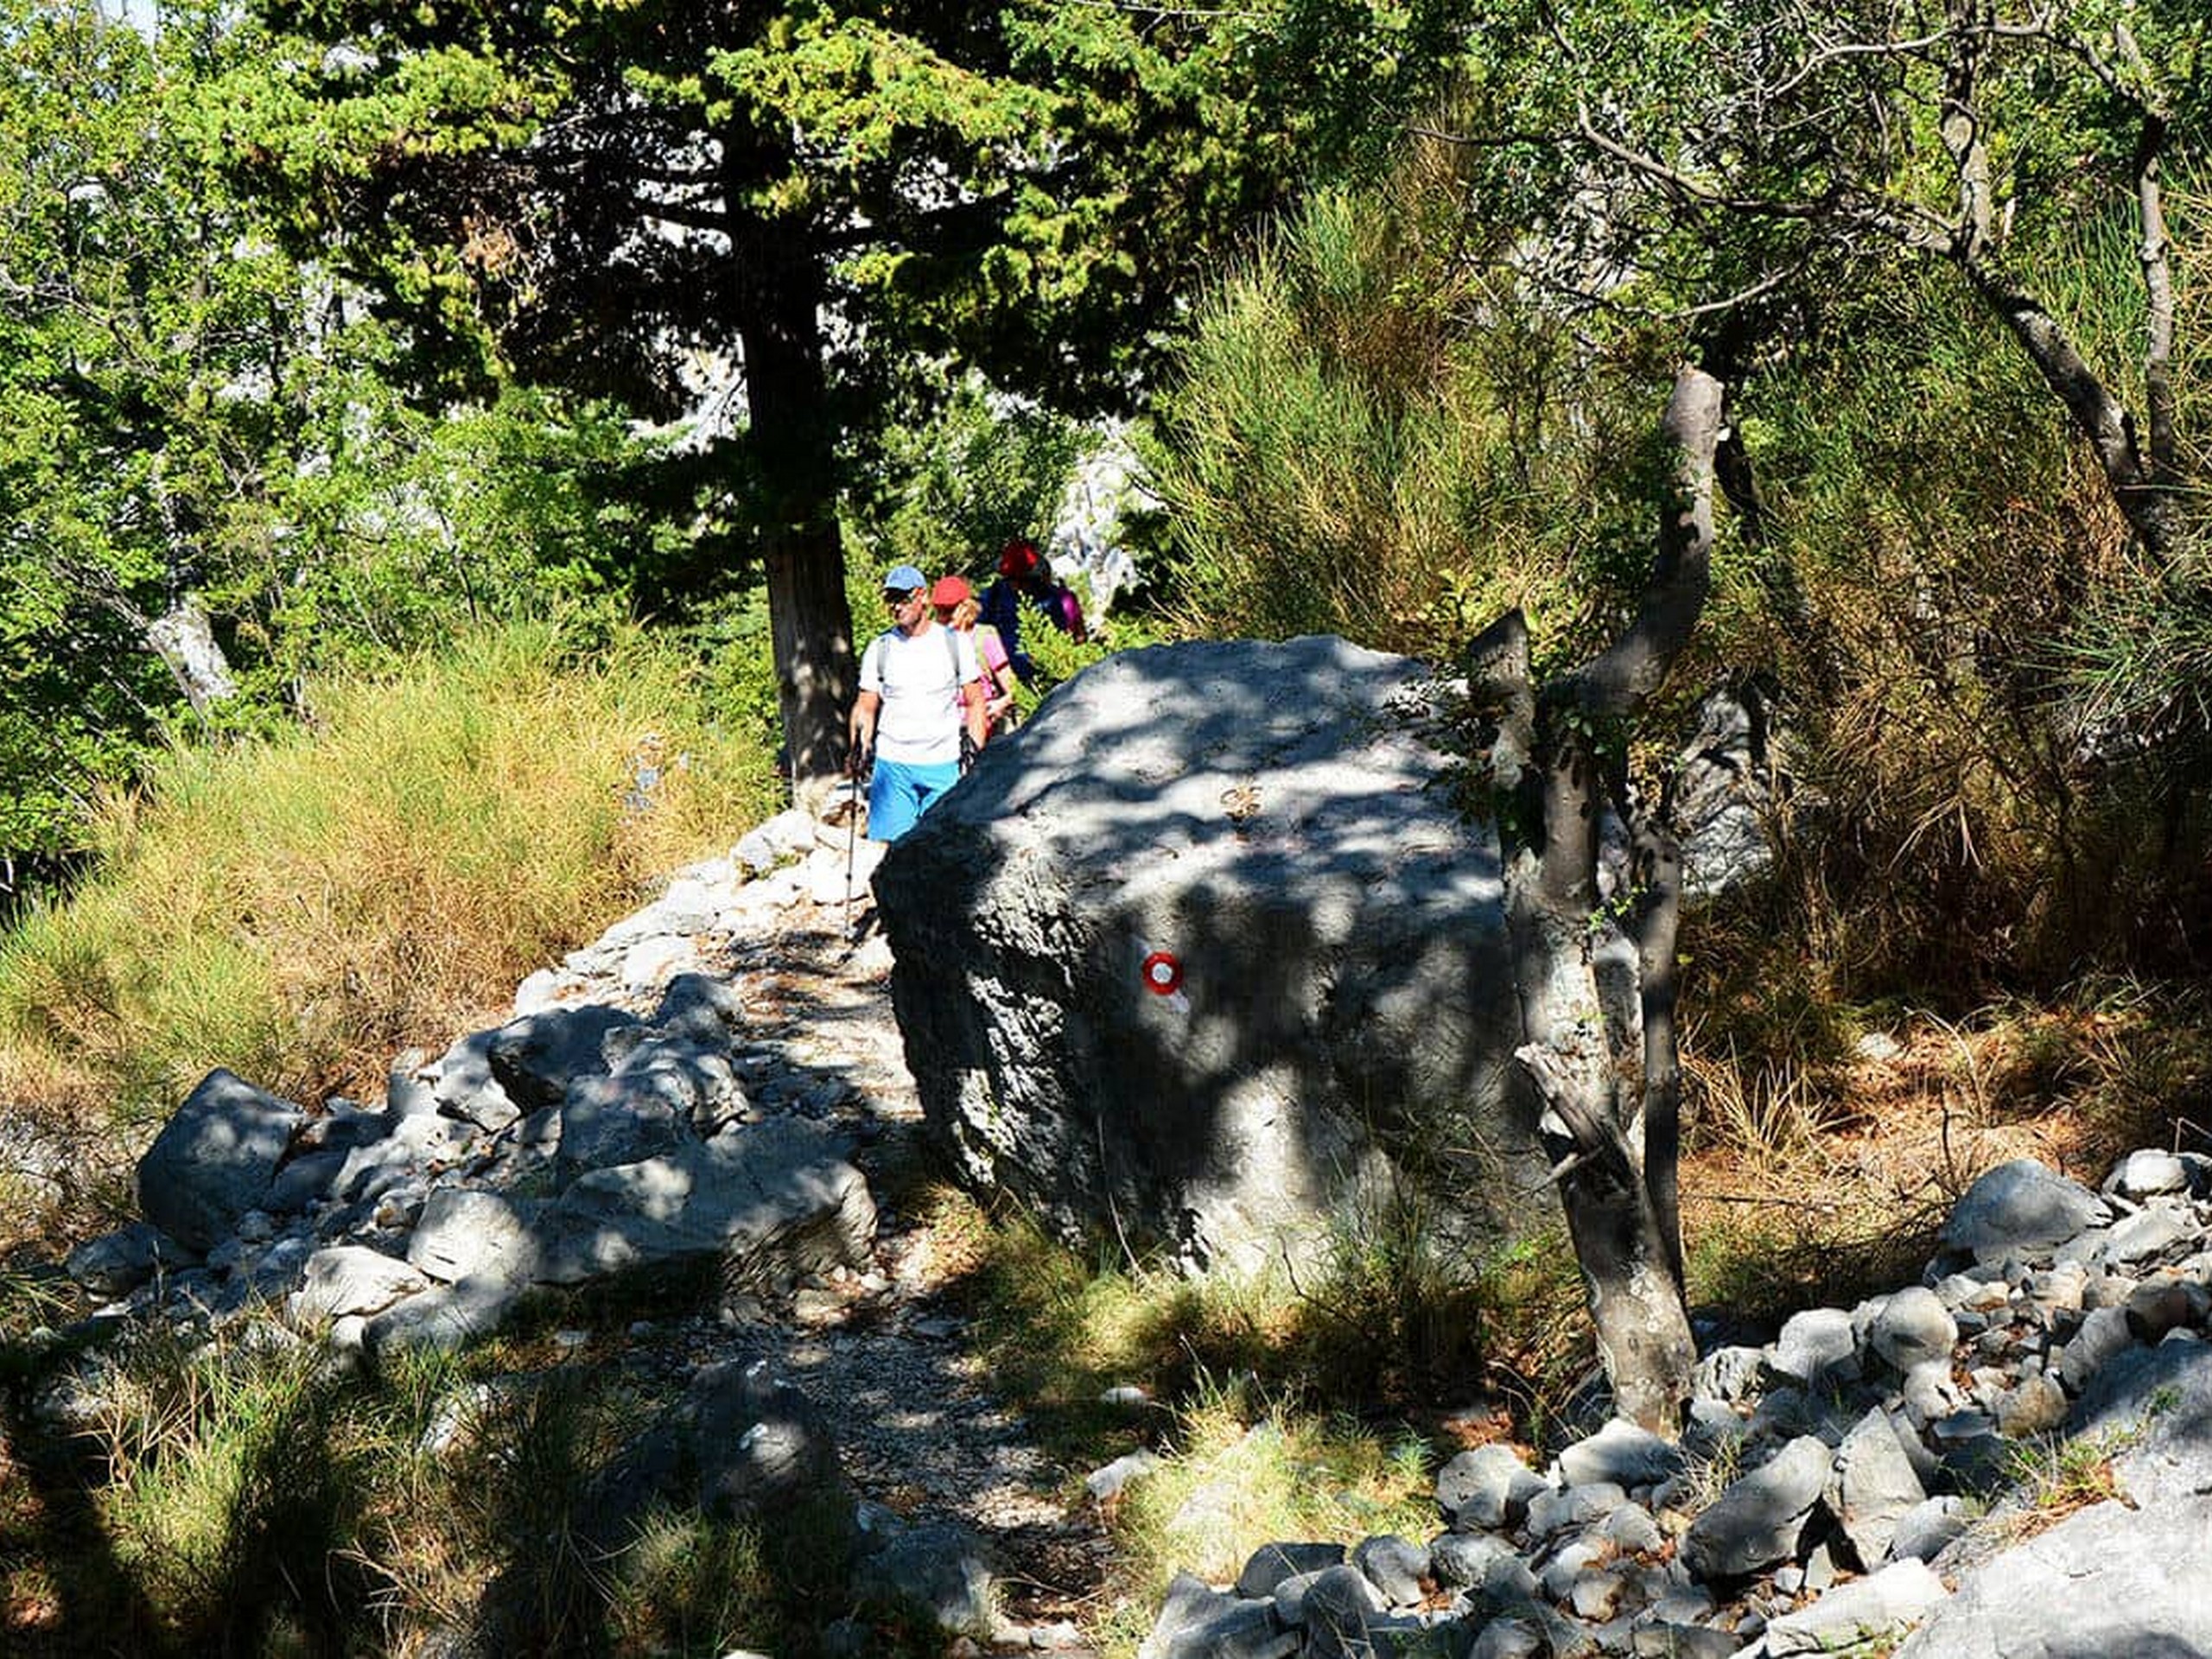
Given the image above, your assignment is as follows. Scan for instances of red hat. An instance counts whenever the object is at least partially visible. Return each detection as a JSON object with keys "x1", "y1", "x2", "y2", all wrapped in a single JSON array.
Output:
[
  {"x1": 997, "y1": 538, "x2": 1040, "y2": 577},
  {"x1": 930, "y1": 574, "x2": 971, "y2": 607}
]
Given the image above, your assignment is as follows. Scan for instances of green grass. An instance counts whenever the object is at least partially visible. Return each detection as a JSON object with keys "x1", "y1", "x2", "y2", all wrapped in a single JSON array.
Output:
[
  {"x1": 1097, "y1": 1384, "x2": 1435, "y2": 1652},
  {"x1": 0, "y1": 1299, "x2": 912, "y2": 1658},
  {"x1": 920, "y1": 1186, "x2": 1591, "y2": 1653}
]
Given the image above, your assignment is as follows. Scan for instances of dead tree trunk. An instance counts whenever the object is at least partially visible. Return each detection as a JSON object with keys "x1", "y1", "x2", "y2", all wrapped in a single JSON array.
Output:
[{"x1": 1469, "y1": 365, "x2": 1724, "y2": 1435}]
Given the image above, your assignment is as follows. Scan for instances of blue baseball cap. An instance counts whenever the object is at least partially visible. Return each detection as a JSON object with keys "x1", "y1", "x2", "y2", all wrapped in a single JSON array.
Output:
[{"x1": 882, "y1": 563, "x2": 926, "y2": 593}]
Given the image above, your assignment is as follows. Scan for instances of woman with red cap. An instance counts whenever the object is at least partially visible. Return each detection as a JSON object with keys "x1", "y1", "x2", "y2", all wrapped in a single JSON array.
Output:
[{"x1": 931, "y1": 574, "x2": 1020, "y2": 734}]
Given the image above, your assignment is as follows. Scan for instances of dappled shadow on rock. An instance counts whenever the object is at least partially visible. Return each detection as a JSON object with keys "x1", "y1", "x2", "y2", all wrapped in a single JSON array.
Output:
[{"x1": 874, "y1": 636, "x2": 1552, "y2": 1279}]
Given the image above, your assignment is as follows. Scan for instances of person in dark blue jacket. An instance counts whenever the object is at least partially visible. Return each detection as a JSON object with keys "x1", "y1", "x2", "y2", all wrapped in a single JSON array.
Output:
[{"x1": 979, "y1": 538, "x2": 1087, "y2": 683}]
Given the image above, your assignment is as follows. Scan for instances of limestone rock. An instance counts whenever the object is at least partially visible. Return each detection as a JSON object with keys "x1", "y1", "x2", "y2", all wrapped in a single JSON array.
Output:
[
  {"x1": 1427, "y1": 1530, "x2": 1520, "y2": 1588},
  {"x1": 2125, "y1": 1276, "x2": 2211, "y2": 1344},
  {"x1": 1894, "y1": 1497, "x2": 2212, "y2": 1657},
  {"x1": 1993, "y1": 1373, "x2": 2069, "y2": 1439},
  {"x1": 1765, "y1": 1558, "x2": 1946, "y2": 1655},
  {"x1": 1437, "y1": 1442, "x2": 1549, "y2": 1532},
  {"x1": 1139, "y1": 1575, "x2": 1295, "y2": 1659},
  {"x1": 407, "y1": 1188, "x2": 545, "y2": 1286},
  {"x1": 1294, "y1": 1564, "x2": 1384, "y2": 1659},
  {"x1": 2107, "y1": 1149, "x2": 2188, "y2": 1199},
  {"x1": 1351, "y1": 1535, "x2": 1428, "y2": 1608},
  {"x1": 532, "y1": 1118, "x2": 874, "y2": 1287},
  {"x1": 1680, "y1": 1434, "x2": 1833, "y2": 1582},
  {"x1": 2056, "y1": 1304, "x2": 2136, "y2": 1393},
  {"x1": 873, "y1": 637, "x2": 1550, "y2": 1274},
  {"x1": 1943, "y1": 1160, "x2": 2108, "y2": 1263},
  {"x1": 360, "y1": 1274, "x2": 525, "y2": 1363},
  {"x1": 1828, "y1": 1408, "x2": 1927, "y2": 1569},
  {"x1": 734, "y1": 808, "x2": 817, "y2": 876},
  {"x1": 2098, "y1": 1201, "x2": 2194, "y2": 1268},
  {"x1": 1555, "y1": 1417, "x2": 1685, "y2": 1491},
  {"x1": 1769, "y1": 1306, "x2": 1859, "y2": 1388},
  {"x1": 1236, "y1": 1542, "x2": 1344, "y2": 1599},
  {"x1": 289, "y1": 1244, "x2": 432, "y2": 1323},
  {"x1": 850, "y1": 1521, "x2": 1000, "y2": 1642},
  {"x1": 1886, "y1": 1496, "x2": 1974, "y2": 1563},
  {"x1": 66, "y1": 1223, "x2": 197, "y2": 1299},
  {"x1": 1869, "y1": 1287, "x2": 1959, "y2": 1374},
  {"x1": 685, "y1": 1359, "x2": 845, "y2": 1520},
  {"x1": 650, "y1": 972, "x2": 747, "y2": 1048},
  {"x1": 2070, "y1": 1335, "x2": 2212, "y2": 1508},
  {"x1": 136, "y1": 1069, "x2": 303, "y2": 1251},
  {"x1": 554, "y1": 1072, "x2": 692, "y2": 1184}
]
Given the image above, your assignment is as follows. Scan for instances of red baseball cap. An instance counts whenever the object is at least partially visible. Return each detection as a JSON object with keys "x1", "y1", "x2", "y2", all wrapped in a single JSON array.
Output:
[
  {"x1": 997, "y1": 538, "x2": 1040, "y2": 577},
  {"x1": 931, "y1": 574, "x2": 971, "y2": 607}
]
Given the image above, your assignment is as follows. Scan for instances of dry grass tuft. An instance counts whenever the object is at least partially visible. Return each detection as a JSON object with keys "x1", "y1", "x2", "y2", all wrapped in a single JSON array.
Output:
[
  {"x1": 0, "y1": 620, "x2": 780, "y2": 1252},
  {"x1": 1680, "y1": 984, "x2": 2212, "y2": 1324}
]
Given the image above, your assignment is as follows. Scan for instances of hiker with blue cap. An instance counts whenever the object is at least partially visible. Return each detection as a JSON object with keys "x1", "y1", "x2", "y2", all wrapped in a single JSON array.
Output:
[{"x1": 848, "y1": 563, "x2": 988, "y2": 842}]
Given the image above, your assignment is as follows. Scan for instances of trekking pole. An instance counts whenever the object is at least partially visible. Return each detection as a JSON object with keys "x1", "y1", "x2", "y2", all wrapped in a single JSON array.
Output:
[{"x1": 843, "y1": 738, "x2": 868, "y2": 940}]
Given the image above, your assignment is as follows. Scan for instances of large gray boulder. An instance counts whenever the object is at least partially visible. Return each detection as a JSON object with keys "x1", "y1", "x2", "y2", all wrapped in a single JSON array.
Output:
[
  {"x1": 1894, "y1": 1497, "x2": 2212, "y2": 1657},
  {"x1": 1942, "y1": 1159, "x2": 2109, "y2": 1263},
  {"x1": 873, "y1": 637, "x2": 1548, "y2": 1273},
  {"x1": 137, "y1": 1069, "x2": 303, "y2": 1251}
]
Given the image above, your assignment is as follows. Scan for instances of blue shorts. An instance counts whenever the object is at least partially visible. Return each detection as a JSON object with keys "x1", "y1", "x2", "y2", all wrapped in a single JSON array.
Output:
[{"x1": 868, "y1": 756, "x2": 962, "y2": 842}]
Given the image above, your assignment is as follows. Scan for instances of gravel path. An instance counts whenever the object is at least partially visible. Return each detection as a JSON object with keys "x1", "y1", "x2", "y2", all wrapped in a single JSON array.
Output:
[{"x1": 684, "y1": 907, "x2": 1114, "y2": 1644}]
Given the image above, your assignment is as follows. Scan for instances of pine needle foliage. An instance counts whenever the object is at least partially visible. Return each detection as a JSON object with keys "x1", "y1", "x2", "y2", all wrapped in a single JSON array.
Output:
[{"x1": 1150, "y1": 134, "x2": 1679, "y2": 663}]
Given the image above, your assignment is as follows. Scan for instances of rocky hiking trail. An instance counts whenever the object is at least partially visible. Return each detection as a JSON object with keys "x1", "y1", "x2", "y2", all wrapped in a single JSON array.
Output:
[
  {"x1": 52, "y1": 812, "x2": 1117, "y2": 1654},
  {"x1": 688, "y1": 910, "x2": 1116, "y2": 1648},
  {"x1": 54, "y1": 750, "x2": 2212, "y2": 1659}
]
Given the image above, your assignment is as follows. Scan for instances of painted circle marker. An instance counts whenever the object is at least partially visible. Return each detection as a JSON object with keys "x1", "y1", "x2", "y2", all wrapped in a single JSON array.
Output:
[{"x1": 1141, "y1": 951, "x2": 1184, "y2": 996}]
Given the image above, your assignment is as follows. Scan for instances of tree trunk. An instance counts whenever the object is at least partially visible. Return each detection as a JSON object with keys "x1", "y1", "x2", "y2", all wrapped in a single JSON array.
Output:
[
  {"x1": 1472, "y1": 366, "x2": 1722, "y2": 1436},
  {"x1": 733, "y1": 217, "x2": 856, "y2": 792},
  {"x1": 1962, "y1": 252, "x2": 2185, "y2": 563},
  {"x1": 1941, "y1": 40, "x2": 2183, "y2": 565}
]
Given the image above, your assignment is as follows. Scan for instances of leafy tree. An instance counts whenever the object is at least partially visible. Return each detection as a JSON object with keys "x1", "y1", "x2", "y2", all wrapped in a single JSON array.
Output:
[
  {"x1": 219, "y1": 0, "x2": 1478, "y2": 785},
  {"x1": 1448, "y1": 0, "x2": 2205, "y2": 562},
  {"x1": 0, "y1": 0, "x2": 653, "y2": 879},
  {"x1": 1, "y1": 0, "x2": 238, "y2": 874}
]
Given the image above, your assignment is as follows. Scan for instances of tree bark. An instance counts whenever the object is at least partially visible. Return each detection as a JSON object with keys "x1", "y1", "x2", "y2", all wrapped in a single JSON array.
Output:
[
  {"x1": 730, "y1": 198, "x2": 857, "y2": 791},
  {"x1": 1473, "y1": 366, "x2": 1722, "y2": 1435},
  {"x1": 1935, "y1": 8, "x2": 2183, "y2": 563},
  {"x1": 1961, "y1": 251, "x2": 2184, "y2": 563}
]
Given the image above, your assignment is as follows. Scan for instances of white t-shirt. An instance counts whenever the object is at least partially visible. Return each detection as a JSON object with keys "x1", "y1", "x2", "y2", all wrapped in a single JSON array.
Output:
[{"x1": 859, "y1": 622, "x2": 980, "y2": 766}]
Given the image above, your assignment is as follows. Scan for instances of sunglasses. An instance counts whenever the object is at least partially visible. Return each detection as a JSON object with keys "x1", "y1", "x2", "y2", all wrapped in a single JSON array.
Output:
[{"x1": 884, "y1": 589, "x2": 923, "y2": 607}]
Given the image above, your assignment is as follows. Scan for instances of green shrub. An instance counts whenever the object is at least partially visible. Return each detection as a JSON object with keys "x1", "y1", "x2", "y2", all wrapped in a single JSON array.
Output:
[{"x1": 1149, "y1": 137, "x2": 1679, "y2": 664}]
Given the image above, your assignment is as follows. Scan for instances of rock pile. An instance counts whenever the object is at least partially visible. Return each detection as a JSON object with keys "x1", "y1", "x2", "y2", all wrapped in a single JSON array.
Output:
[
  {"x1": 105, "y1": 968, "x2": 875, "y2": 1366},
  {"x1": 70, "y1": 809, "x2": 890, "y2": 1363},
  {"x1": 38, "y1": 813, "x2": 1095, "y2": 1648},
  {"x1": 1136, "y1": 1152, "x2": 2212, "y2": 1658}
]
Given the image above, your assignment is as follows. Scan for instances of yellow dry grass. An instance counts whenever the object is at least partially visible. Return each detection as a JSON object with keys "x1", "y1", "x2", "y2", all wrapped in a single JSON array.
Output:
[{"x1": 0, "y1": 621, "x2": 779, "y2": 1249}]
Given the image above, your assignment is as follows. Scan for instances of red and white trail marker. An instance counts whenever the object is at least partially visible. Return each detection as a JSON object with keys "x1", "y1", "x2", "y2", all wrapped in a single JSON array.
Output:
[{"x1": 1139, "y1": 948, "x2": 1190, "y2": 1014}]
